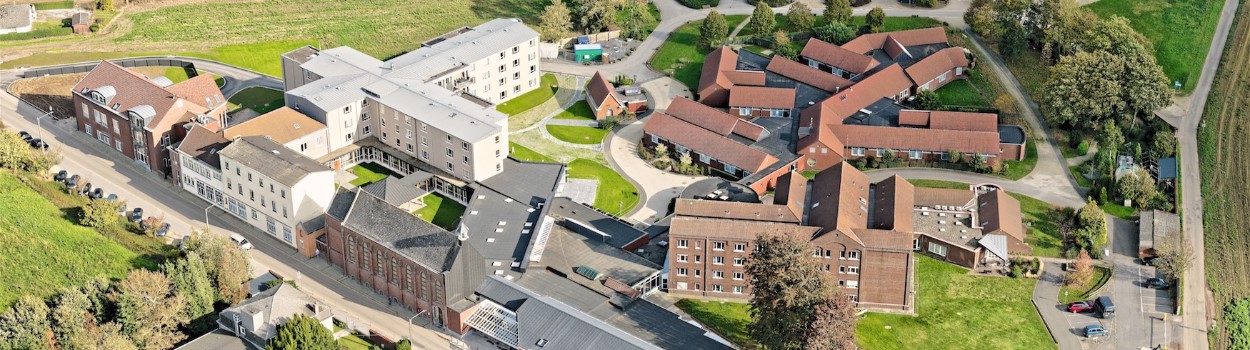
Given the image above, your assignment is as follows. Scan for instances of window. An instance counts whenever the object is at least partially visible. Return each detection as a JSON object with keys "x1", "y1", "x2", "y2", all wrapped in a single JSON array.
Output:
[
  {"x1": 851, "y1": 147, "x2": 866, "y2": 156},
  {"x1": 498, "y1": 65, "x2": 505, "y2": 72},
  {"x1": 422, "y1": 137, "x2": 428, "y2": 146},
  {"x1": 734, "y1": 243, "x2": 746, "y2": 252},
  {"x1": 512, "y1": 46, "x2": 519, "y2": 54},
  {"x1": 361, "y1": 112, "x2": 370, "y2": 120},
  {"x1": 713, "y1": 242, "x2": 725, "y2": 250},
  {"x1": 462, "y1": 141, "x2": 469, "y2": 150},
  {"x1": 513, "y1": 72, "x2": 519, "y2": 80},
  {"x1": 283, "y1": 227, "x2": 292, "y2": 242},
  {"x1": 462, "y1": 156, "x2": 469, "y2": 165},
  {"x1": 343, "y1": 105, "x2": 351, "y2": 113},
  {"x1": 848, "y1": 266, "x2": 859, "y2": 274},
  {"x1": 363, "y1": 126, "x2": 371, "y2": 134},
  {"x1": 446, "y1": 149, "x2": 453, "y2": 157},
  {"x1": 724, "y1": 164, "x2": 738, "y2": 174},
  {"x1": 846, "y1": 280, "x2": 859, "y2": 289},
  {"x1": 530, "y1": 65, "x2": 536, "y2": 73},
  {"x1": 732, "y1": 285, "x2": 744, "y2": 294},
  {"x1": 839, "y1": 266, "x2": 847, "y2": 273},
  {"x1": 694, "y1": 255, "x2": 701, "y2": 263},
  {"x1": 938, "y1": 72, "x2": 948, "y2": 82},
  {"x1": 913, "y1": 239, "x2": 919, "y2": 250},
  {"x1": 115, "y1": 140, "x2": 122, "y2": 152},
  {"x1": 848, "y1": 251, "x2": 860, "y2": 260},
  {"x1": 677, "y1": 239, "x2": 688, "y2": 248},
  {"x1": 712, "y1": 256, "x2": 724, "y2": 265},
  {"x1": 739, "y1": 108, "x2": 751, "y2": 116},
  {"x1": 345, "y1": 133, "x2": 353, "y2": 142},
  {"x1": 698, "y1": 153, "x2": 710, "y2": 163},
  {"x1": 407, "y1": 144, "x2": 414, "y2": 152},
  {"x1": 446, "y1": 162, "x2": 454, "y2": 172},
  {"x1": 713, "y1": 271, "x2": 724, "y2": 279},
  {"x1": 251, "y1": 209, "x2": 257, "y2": 220},
  {"x1": 85, "y1": 124, "x2": 93, "y2": 136},
  {"x1": 733, "y1": 272, "x2": 744, "y2": 280},
  {"x1": 928, "y1": 242, "x2": 948, "y2": 257},
  {"x1": 676, "y1": 268, "x2": 688, "y2": 276},
  {"x1": 712, "y1": 284, "x2": 723, "y2": 292},
  {"x1": 733, "y1": 258, "x2": 745, "y2": 266},
  {"x1": 512, "y1": 59, "x2": 519, "y2": 67},
  {"x1": 513, "y1": 85, "x2": 520, "y2": 93},
  {"x1": 909, "y1": 150, "x2": 923, "y2": 159},
  {"x1": 496, "y1": 149, "x2": 501, "y2": 158},
  {"x1": 500, "y1": 91, "x2": 507, "y2": 99},
  {"x1": 421, "y1": 150, "x2": 429, "y2": 160},
  {"x1": 677, "y1": 254, "x2": 688, "y2": 262}
]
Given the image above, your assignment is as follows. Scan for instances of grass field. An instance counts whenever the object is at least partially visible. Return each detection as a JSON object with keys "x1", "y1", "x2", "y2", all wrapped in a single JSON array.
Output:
[
  {"x1": 546, "y1": 125, "x2": 609, "y2": 144},
  {"x1": 412, "y1": 193, "x2": 465, "y2": 231},
  {"x1": 674, "y1": 299, "x2": 753, "y2": 347},
  {"x1": 339, "y1": 332, "x2": 376, "y2": 350},
  {"x1": 936, "y1": 71, "x2": 996, "y2": 108},
  {"x1": 0, "y1": 21, "x2": 72, "y2": 42},
  {"x1": 0, "y1": 171, "x2": 140, "y2": 309},
  {"x1": 650, "y1": 15, "x2": 749, "y2": 91},
  {"x1": 553, "y1": 101, "x2": 596, "y2": 121},
  {"x1": 348, "y1": 162, "x2": 396, "y2": 187},
  {"x1": 1059, "y1": 265, "x2": 1112, "y2": 303},
  {"x1": 227, "y1": 87, "x2": 285, "y2": 115},
  {"x1": 1085, "y1": 0, "x2": 1224, "y2": 91},
  {"x1": 567, "y1": 159, "x2": 639, "y2": 216},
  {"x1": 497, "y1": 74, "x2": 558, "y2": 116},
  {"x1": 508, "y1": 142, "x2": 556, "y2": 163},
  {"x1": 1003, "y1": 141, "x2": 1038, "y2": 180},
  {"x1": 858, "y1": 256, "x2": 1054, "y2": 350},
  {"x1": 1069, "y1": 165, "x2": 1093, "y2": 188},
  {"x1": 1100, "y1": 203, "x2": 1136, "y2": 220},
  {"x1": 1198, "y1": 2, "x2": 1250, "y2": 345},
  {"x1": 909, "y1": 179, "x2": 1066, "y2": 257}
]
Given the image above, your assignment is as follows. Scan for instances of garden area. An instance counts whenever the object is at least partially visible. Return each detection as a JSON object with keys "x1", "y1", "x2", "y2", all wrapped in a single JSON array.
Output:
[
  {"x1": 1059, "y1": 265, "x2": 1111, "y2": 303},
  {"x1": 347, "y1": 162, "x2": 397, "y2": 187},
  {"x1": 857, "y1": 256, "x2": 1054, "y2": 350},
  {"x1": 412, "y1": 193, "x2": 466, "y2": 231},
  {"x1": 553, "y1": 100, "x2": 596, "y2": 121},
  {"x1": 496, "y1": 74, "x2": 559, "y2": 116},
  {"x1": 226, "y1": 87, "x2": 285, "y2": 115},
  {"x1": 674, "y1": 299, "x2": 752, "y2": 347},
  {"x1": 1085, "y1": 0, "x2": 1224, "y2": 91}
]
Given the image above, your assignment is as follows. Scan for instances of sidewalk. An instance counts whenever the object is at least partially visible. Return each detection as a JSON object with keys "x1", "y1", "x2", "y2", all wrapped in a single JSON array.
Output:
[
  {"x1": 1034, "y1": 262, "x2": 1083, "y2": 350},
  {"x1": 604, "y1": 119, "x2": 708, "y2": 223}
]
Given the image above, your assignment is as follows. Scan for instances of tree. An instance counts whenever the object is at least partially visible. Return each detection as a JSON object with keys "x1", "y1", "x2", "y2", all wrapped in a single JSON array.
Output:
[
  {"x1": 1226, "y1": 299, "x2": 1250, "y2": 349},
  {"x1": 395, "y1": 339, "x2": 412, "y2": 350},
  {"x1": 1073, "y1": 199, "x2": 1107, "y2": 254},
  {"x1": 813, "y1": 22, "x2": 857, "y2": 45},
  {"x1": 912, "y1": 90, "x2": 941, "y2": 110},
  {"x1": 266, "y1": 314, "x2": 338, "y2": 350},
  {"x1": 697, "y1": 10, "x2": 729, "y2": 51},
  {"x1": 1150, "y1": 129, "x2": 1176, "y2": 160},
  {"x1": 570, "y1": 0, "x2": 613, "y2": 33},
  {"x1": 965, "y1": 0, "x2": 1000, "y2": 39},
  {"x1": 1065, "y1": 250, "x2": 1093, "y2": 287},
  {"x1": 787, "y1": 2, "x2": 816, "y2": 32},
  {"x1": 79, "y1": 198, "x2": 123, "y2": 231},
  {"x1": 969, "y1": 153, "x2": 987, "y2": 172},
  {"x1": 1154, "y1": 237, "x2": 1193, "y2": 280},
  {"x1": 163, "y1": 252, "x2": 217, "y2": 333},
  {"x1": 805, "y1": 293, "x2": 858, "y2": 350},
  {"x1": 654, "y1": 143, "x2": 669, "y2": 160},
  {"x1": 947, "y1": 150, "x2": 963, "y2": 164},
  {"x1": 773, "y1": 31, "x2": 791, "y2": 50},
  {"x1": 1098, "y1": 121, "x2": 1125, "y2": 159},
  {"x1": 0, "y1": 295, "x2": 52, "y2": 350},
  {"x1": 824, "y1": 0, "x2": 852, "y2": 24},
  {"x1": 749, "y1": 2, "x2": 775, "y2": 37},
  {"x1": 747, "y1": 232, "x2": 855, "y2": 349},
  {"x1": 998, "y1": 23, "x2": 1028, "y2": 59},
  {"x1": 96, "y1": 0, "x2": 113, "y2": 11},
  {"x1": 538, "y1": 0, "x2": 573, "y2": 42},
  {"x1": 1041, "y1": 51, "x2": 1126, "y2": 129},
  {"x1": 0, "y1": 131, "x2": 59, "y2": 174},
  {"x1": 51, "y1": 288, "x2": 95, "y2": 350},
  {"x1": 112, "y1": 269, "x2": 186, "y2": 350},
  {"x1": 617, "y1": 0, "x2": 657, "y2": 39},
  {"x1": 181, "y1": 231, "x2": 251, "y2": 304},
  {"x1": 1116, "y1": 168, "x2": 1156, "y2": 208},
  {"x1": 866, "y1": 7, "x2": 886, "y2": 33}
]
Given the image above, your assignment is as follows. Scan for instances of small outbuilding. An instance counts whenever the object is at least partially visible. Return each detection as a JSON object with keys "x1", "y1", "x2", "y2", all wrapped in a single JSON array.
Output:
[
  {"x1": 1139, "y1": 209, "x2": 1180, "y2": 259},
  {"x1": 574, "y1": 43, "x2": 603, "y2": 63},
  {"x1": 71, "y1": 12, "x2": 93, "y2": 34},
  {"x1": 0, "y1": 4, "x2": 35, "y2": 35}
]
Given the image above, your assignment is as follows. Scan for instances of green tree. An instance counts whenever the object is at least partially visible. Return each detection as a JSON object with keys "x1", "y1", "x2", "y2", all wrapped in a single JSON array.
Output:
[
  {"x1": 805, "y1": 292, "x2": 858, "y2": 350},
  {"x1": 788, "y1": 2, "x2": 816, "y2": 32},
  {"x1": 1150, "y1": 129, "x2": 1176, "y2": 160},
  {"x1": 1153, "y1": 237, "x2": 1193, "y2": 280},
  {"x1": 824, "y1": 0, "x2": 852, "y2": 24},
  {"x1": 813, "y1": 22, "x2": 857, "y2": 45},
  {"x1": 1073, "y1": 199, "x2": 1107, "y2": 254},
  {"x1": 571, "y1": 0, "x2": 614, "y2": 33},
  {"x1": 182, "y1": 231, "x2": 251, "y2": 304},
  {"x1": 749, "y1": 2, "x2": 776, "y2": 37},
  {"x1": 0, "y1": 131, "x2": 59, "y2": 174},
  {"x1": 538, "y1": 0, "x2": 574, "y2": 42},
  {"x1": 912, "y1": 89, "x2": 941, "y2": 110},
  {"x1": 965, "y1": 0, "x2": 1000, "y2": 39},
  {"x1": 1041, "y1": 51, "x2": 1126, "y2": 129},
  {"x1": 747, "y1": 232, "x2": 856, "y2": 349},
  {"x1": 112, "y1": 269, "x2": 187, "y2": 350},
  {"x1": 395, "y1": 339, "x2": 412, "y2": 350},
  {"x1": 1098, "y1": 121, "x2": 1125, "y2": 159},
  {"x1": 96, "y1": 0, "x2": 113, "y2": 11},
  {"x1": 618, "y1": 0, "x2": 657, "y2": 40},
  {"x1": 266, "y1": 314, "x2": 338, "y2": 350},
  {"x1": 773, "y1": 30, "x2": 791, "y2": 50},
  {"x1": 1117, "y1": 168, "x2": 1157, "y2": 208},
  {"x1": 947, "y1": 150, "x2": 963, "y2": 164},
  {"x1": 866, "y1": 7, "x2": 886, "y2": 33},
  {"x1": 998, "y1": 23, "x2": 1028, "y2": 59},
  {"x1": 163, "y1": 252, "x2": 217, "y2": 333},
  {"x1": 1226, "y1": 299, "x2": 1250, "y2": 349},
  {"x1": 697, "y1": 10, "x2": 729, "y2": 51},
  {"x1": 79, "y1": 198, "x2": 123, "y2": 231},
  {"x1": 51, "y1": 288, "x2": 94, "y2": 350},
  {"x1": 0, "y1": 295, "x2": 52, "y2": 350}
]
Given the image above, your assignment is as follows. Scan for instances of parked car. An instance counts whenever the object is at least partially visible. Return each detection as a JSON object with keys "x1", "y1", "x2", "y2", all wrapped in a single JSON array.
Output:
[
  {"x1": 140, "y1": 217, "x2": 153, "y2": 231},
  {"x1": 28, "y1": 138, "x2": 47, "y2": 150},
  {"x1": 66, "y1": 175, "x2": 80, "y2": 190},
  {"x1": 154, "y1": 223, "x2": 171, "y2": 237},
  {"x1": 18, "y1": 131, "x2": 31, "y2": 141},
  {"x1": 1068, "y1": 301, "x2": 1094, "y2": 313},
  {"x1": 230, "y1": 233, "x2": 253, "y2": 250},
  {"x1": 106, "y1": 194, "x2": 117, "y2": 202},
  {"x1": 54, "y1": 170, "x2": 67, "y2": 182},
  {"x1": 1146, "y1": 278, "x2": 1170, "y2": 289},
  {"x1": 1094, "y1": 296, "x2": 1116, "y2": 319},
  {"x1": 80, "y1": 183, "x2": 93, "y2": 196},
  {"x1": 1084, "y1": 324, "x2": 1109, "y2": 338},
  {"x1": 89, "y1": 187, "x2": 104, "y2": 200},
  {"x1": 129, "y1": 208, "x2": 144, "y2": 223},
  {"x1": 1142, "y1": 256, "x2": 1158, "y2": 266}
]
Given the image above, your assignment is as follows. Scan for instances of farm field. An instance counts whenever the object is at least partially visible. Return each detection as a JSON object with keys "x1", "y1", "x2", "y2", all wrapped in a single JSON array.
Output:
[
  {"x1": 1085, "y1": 0, "x2": 1223, "y2": 91},
  {"x1": 1197, "y1": 0, "x2": 1250, "y2": 347}
]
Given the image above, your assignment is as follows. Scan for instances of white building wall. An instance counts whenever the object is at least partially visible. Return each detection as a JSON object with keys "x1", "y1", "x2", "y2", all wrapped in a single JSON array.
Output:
[
  {"x1": 282, "y1": 129, "x2": 330, "y2": 159},
  {"x1": 176, "y1": 152, "x2": 225, "y2": 208},
  {"x1": 462, "y1": 38, "x2": 541, "y2": 104}
]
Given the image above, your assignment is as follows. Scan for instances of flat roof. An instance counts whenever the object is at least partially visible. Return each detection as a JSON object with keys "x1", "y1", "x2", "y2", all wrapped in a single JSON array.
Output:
[
  {"x1": 912, "y1": 209, "x2": 983, "y2": 249},
  {"x1": 998, "y1": 125, "x2": 1026, "y2": 144},
  {"x1": 550, "y1": 197, "x2": 651, "y2": 250}
]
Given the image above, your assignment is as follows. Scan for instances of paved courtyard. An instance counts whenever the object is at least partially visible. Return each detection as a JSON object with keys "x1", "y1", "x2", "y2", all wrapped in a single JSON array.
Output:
[{"x1": 560, "y1": 178, "x2": 600, "y2": 206}]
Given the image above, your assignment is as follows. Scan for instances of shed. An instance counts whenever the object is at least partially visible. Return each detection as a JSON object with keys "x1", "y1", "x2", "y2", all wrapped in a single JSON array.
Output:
[
  {"x1": 574, "y1": 44, "x2": 603, "y2": 63},
  {"x1": 1139, "y1": 210, "x2": 1180, "y2": 258},
  {"x1": 71, "y1": 12, "x2": 93, "y2": 35},
  {"x1": 1157, "y1": 157, "x2": 1178, "y2": 182}
]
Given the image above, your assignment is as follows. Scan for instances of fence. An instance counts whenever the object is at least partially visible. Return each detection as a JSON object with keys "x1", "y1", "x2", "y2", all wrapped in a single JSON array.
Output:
[{"x1": 22, "y1": 57, "x2": 197, "y2": 78}]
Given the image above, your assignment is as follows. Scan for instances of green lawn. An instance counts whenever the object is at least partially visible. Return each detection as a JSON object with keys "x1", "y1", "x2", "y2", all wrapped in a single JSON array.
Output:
[
  {"x1": 0, "y1": 21, "x2": 72, "y2": 42},
  {"x1": 412, "y1": 193, "x2": 466, "y2": 231},
  {"x1": 553, "y1": 100, "x2": 596, "y2": 121},
  {"x1": 909, "y1": 179, "x2": 971, "y2": 189},
  {"x1": 508, "y1": 142, "x2": 557, "y2": 163},
  {"x1": 1003, "y1": 141, "x2": 1038, "y2": 180},
  {"x1": 546, "y1": 125, "x2": 609, "y2": 145},
  {"x1": 33, "y1": 1, "x2": 74, "y2": 10},
  {"x1": 348, "y1": 162, "x2": 396, "y2": 187},
  {"x1": 858, "y1": 256, "x2": 1055, "y2": 350},
  {"x1": 1086, "y1": 0, "x2": 1224, "y2": 91},
  {"x1": 911, "y1": 179, "x2": 1066, "y2": 258},
  {"x1": 935, "y1": 70, "x2": 996, "y2": 108},
  {"x1": 1100, "y1": 203, "x2": 1136, "y2": 220},
  {"x1": 1069, "y1": 165, "x2": 1093, "y2": 188},
  {"x1": 1059, "y1": 266, "x2": 1112, "y2": 303},
  {"x1": 227, "y1": 87, "x2": 285, "y2": 115},
  {"x1": 674, "y1": 299, "x2": 754, "y2": 348},
  {"x1": 567, "y1": 159, "x2": 639, "y2": 216},
  {"x1": 497, "y1": 74, "x2": 559, "y2": 116},
  {"x1": 650, "y1": 15, "x2": 749, "y2": 91},
  {"x1": 339, "y1": 333, "x2": 375, "y2": 350},
  {"x1": 0, "y1": 171, "x2": 141, "y2": 309}
]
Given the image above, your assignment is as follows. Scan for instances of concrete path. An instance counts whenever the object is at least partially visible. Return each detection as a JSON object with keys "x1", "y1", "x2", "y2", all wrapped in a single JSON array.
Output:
[
  {"x1": 546, "y1": 119, "x2": 599, "y2": 127},
  {"x1": 604, "y1": 119, "x2": 709, "y2": 223},
  {"x1": 1034, "y1": 262, "x2": 1085, "y2": 350},
  {"x1": 1066, "y1": 145, "x2": 1097, "y2": 167},
  {"x1": 725, "y1": 12, "x2": 754, "y2": 41}
]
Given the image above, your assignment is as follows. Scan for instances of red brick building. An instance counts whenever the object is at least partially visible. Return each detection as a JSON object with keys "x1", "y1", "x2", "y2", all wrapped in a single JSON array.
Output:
[
  {"x1": 642, "y1": 97, "x2": 779, "y2": 179},
  {"x1": 71, "y1": 61, "x2": 228, "y2": 176}
]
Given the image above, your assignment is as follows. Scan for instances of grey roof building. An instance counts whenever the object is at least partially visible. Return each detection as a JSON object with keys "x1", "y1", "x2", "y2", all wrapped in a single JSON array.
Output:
[
  {"x1": 468, "y1": 276, "x2": 662, "y2": 350},
  {"x1": 341, "y1": 189, "x2": 460, "y2": 272},
  {"x1": 0, "y1": 4, "x2": 34, "y2": 33},
  {"x1": 219, "y1": 136, "x2": 329, "y2": 187}
]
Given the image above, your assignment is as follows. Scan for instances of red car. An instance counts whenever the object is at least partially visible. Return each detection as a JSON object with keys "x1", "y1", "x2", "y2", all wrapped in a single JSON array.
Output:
[{"x1": 1068, "y1": 301, "x2": 1094, "y2": 313}]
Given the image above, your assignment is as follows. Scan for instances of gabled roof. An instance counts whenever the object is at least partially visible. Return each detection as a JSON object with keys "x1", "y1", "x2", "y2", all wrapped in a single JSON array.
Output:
[
  {"x1": 669, "y1": 216, "x2": 821, "y2": 242},
  {"x1": 807, "y1": 162, "x2": 871, "y2": 234},
  {"x1": 723, "y1": 70, "x2": 766, "y2": 86},
  {"x1": 218, "y1": 136, "x2": 330, "y2": 186},
  {"x1": 360, "y1": 176, "x2": 428, "y2": 208},
  {"x1": 72, "y1": 61, "x2": 218, "y2": 131},
  {"x1": 697, "y1": 47, "x2": 738, "y2": 95},
  {"x1": 586, "y1": 71, "x2": 624, "y2": 110},
  {"x1": 0, "y1": 4, "x2": 33, "y2": 30},
  {"x1": 897, "y1": 110, "x2": 998, "y2": 132},
  {"x1": 665, "y1": 97, "x2": 766, "y2": 141},
  {"x1": 643, "y1": 112, "x2": 779, "y2": 173},
  {"x1": 765, "y1": 56, "x2": 854, "y2": 93},
  {"x1": 800, "y1": 38, "x2": 880, "y2": 74},
  {"x1": 341, "y1": 189, "x2": 460, "y2": 272},
  {"x1": 979, "y1": 234, "x2": 1009, "y2": 260},
  {"x1": 801, "y1": 64, "x2": 913, "y2": 128},
  {"x1": 225, "y1": 107, "x2": 326, "y2": 145},
  {"x1": 674, "y1": 198, "x2": 801, "y2": 224},
  {"x1": 829, "y1": 123, "x2": 1003, "y2": 155},
  {"x1": 913, "y1": 187, "x2": 974, "y2": 208},
  {"x1": 977, "y1": 189, "x2": 1026, "y2": 245},
  {"x1": 177, "y1": 125, "x2": 230, "y2": 169},
  {"x1": 221, "y1": 284, "x2": 331, "y2": 341},
  {"x1": 728, "y1": 86, "x2": 796, "y2": 110},
  {"x1": 904, "y1": 47, "x2": 969, "y2": 85},
  {"x1": 773, "y1": 171, "x2": 808, "y2": 220},
  {"x1": 850, "y1": 228, "x2": 916, "y2": 250},
  {"x1": 841, "y1": 27, "x2": 949, "y2": 54},
  {"x1": 873, "y1": 175, "x2": 914, "y2": 232}
]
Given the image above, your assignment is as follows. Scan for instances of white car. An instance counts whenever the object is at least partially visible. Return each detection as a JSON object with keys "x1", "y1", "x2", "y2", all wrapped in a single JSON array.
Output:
[{"x1": 230, "y1": 233, "x2": 254, "y2": 250}]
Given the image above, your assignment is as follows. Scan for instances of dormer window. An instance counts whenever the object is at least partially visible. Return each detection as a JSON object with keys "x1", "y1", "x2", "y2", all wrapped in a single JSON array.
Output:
[
  {"x1": 111, "y1": 103, "x2": 120, "y2": 110},
  {"x1": 91, "y1": 92, "x2": 106, "y2": 104}
]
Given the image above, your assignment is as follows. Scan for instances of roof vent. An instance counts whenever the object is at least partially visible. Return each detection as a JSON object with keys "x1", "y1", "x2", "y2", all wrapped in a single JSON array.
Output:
[{"x1": 293, "y1": 123, "x2": 300, "y2": 129}]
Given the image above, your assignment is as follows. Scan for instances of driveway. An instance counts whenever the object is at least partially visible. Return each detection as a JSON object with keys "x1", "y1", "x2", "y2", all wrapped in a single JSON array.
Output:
[{"x1": 1107, "y1": 216, "x2": 1180, "y2": 349}]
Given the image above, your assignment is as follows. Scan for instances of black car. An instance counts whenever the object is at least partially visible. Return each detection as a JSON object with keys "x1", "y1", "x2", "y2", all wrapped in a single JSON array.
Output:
[
  {"x1": 129, "y1": 208, "x2": 144, "y2": 223},
  {"x1": 154, "y1": 223, "x2": 171, "y2": 237},
  {"x1": 1142, "y1": 256, "x2": 1158, "y2": 266},
  {"x1": 90, "y1": 188, "x2": 104, "y2": 200},
  {"x1": 28, "y1": 138, "x2": 47, "y2": 150},
  {"x1": 80, "y1": 183, "x2": 93, "y2": 196},
  {"x1": 54, "y1": 170, "x2": 67, "y2": 182},
  {"x1": 18, "y1": 131, "x2": 32, "y2": 142},
  {"x1": 66, "y1": 175, "x2": 80, "y2": 190},
  {"x1": 1146, "y1": 278, "x2": 1170, "y2": 289}
]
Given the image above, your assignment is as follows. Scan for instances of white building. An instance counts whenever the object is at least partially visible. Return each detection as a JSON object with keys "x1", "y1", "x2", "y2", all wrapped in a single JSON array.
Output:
[
  {"x1": 219, "y1": 136, "x2": 334, "y2": 248},
  {"x1": 279, "y1": 18, "x2": 541, "y2": 182},
  {"x1": 172, "y1": 125, "x2": 230, "y2": 208},
  {"x1": 0, "y1": 4, "x2": 35, "y2": 35}
]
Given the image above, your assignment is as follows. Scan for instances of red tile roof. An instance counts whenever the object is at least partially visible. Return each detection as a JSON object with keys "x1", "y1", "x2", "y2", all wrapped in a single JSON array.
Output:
[
  {"x1": 723, "y1": 70, "x2": 766, "y2": 86},
  {"x1": 669, "y1": 216, "x2": 821, "y2": 242},
  {"x1": 913, "y1": 187, "x2": 974, "y2": 208},
  {"x1": 904, "y1": 47, "x2": 969, "y2": 87},
  {"x1": 841, "y1": 27, "x2": 949, "y2": 54},
  {"x1": 978, "y1": 189, "x2": 1026, "y2": 244},
  {"x1": 586, "y1": 71, "x2": 623, "y2": 110},
  {"x1": 851, "y1": 228, "x2": 916, "y2": 250},
  {"x1": 665, "y1": 97, "x2": 766, "y2": 141},
  {"x1": 728, "y1": 86, "x2": 795, "y2": 110},
  {"x1": 765, "y1": 56, "x2": 854, "y2": 93},
  {"x1": 643, "y1": 112, "x2": 779, "y2": 173},
  {"x1": 773, "y1": 171, "x2": 808, "y2": 219},
  {"x1": 807, "y1": 162, "x2": 871, "y2": 234},
  {"x1": 674, "y1": 198, "x2": 801, "y2": 224},
  {"x1": 873, "y1": 175, "x2": 914, "y2": 233},
  {"x1": 898, "y1": 110, "x2": 998, "y2": 132},
  {"x1": 800, "y1": 38, "x2": 880, "y2": 74},
  {"x1": 830, "y1": 124, "x2": 1003, "y2": 155},
  {"x1": 698, "y1": 47, "x2": 738, "y2": 97},
  {"x1": 72, "y1": 61, "x2": 219, "y2": 131},
  {"x1": 801, "y1": 64, "x2": 914, "y2": 127}
]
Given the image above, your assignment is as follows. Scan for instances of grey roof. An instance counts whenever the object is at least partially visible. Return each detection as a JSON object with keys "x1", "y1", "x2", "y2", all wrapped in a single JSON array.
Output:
[
  {"x1": 361, "y1": 175, "x2": 428, "y2": 207},
  {"x1": 71, "y1": 12, "x2": 91, "y2": 26},
  {"x1": 476, "y1": 276, "x2": 660, "y2": 350},
  {"x1": 218, "y1": 136, "x2": 329, "y2": 187},
  {"x1": 326, "y1": 188, "x2": 358, "y2": 221},
  {"x1": 843, "y1": 98, "x2": 904, "y2": 126},
  {"x1": 479, "y1": 157, "x2": 565, "y2": 206},
  {"x1": 281, "y1": 46, "x2": 320, "y2": 65},
  {"x1": 540, "y1": 224, "x2": 660, "y2": 288},
  {"x1": 387, "y1": 19, "x2": 539, "y2": 82},
  {"x1": 679, "y1": 178, "x2": 760, "y2": 203},
  {"x1": 220, "y1": 284, "x2": 331, "y2": 341},
  {"x1": 459, "y1": 185, "x2": 541, "y2": 265},
  {"x1": 177, "y1": 125, "x2": 230, "y2": 169},
  {"x1": 979, "y1": 234, "x2": 1009, "y2": 261},
  {"x1": 174, "y1": 329, "x2": 255, "y2": 350},
  {"x1": 298, "y1": 216, "x2": 326, "y2": 234},
  {"x1": 342, "y1": 190, "x2": 460, "y2": 272},
  {"x1": 1140, "y1": 210, "x2": 1180, "y2": 250},
  {"x1": 998, "y1": 125, "x2": 1026, "y2": 144},
  {"x1": 0, "y1": 4, "x2": 33, "y2": 30},
  {"x1": 1158, "y1": 157, "x2": 1178, "y2": 180},
  {"x1": 550, "y1": 197, "x2": 650, "y2": 250}
]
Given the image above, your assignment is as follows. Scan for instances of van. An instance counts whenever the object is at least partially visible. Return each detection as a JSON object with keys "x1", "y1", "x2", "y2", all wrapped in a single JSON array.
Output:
[
  {"x1": 1094, "y1": 296, "x2": 1115, "y2": 319},
  {"x1": 230, "y1": 234, "x2": 254, "y2": 250}
]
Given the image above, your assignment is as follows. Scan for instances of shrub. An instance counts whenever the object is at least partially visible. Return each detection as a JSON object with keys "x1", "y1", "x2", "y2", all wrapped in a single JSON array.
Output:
[
  {"x1": 89, "y1": 24, "x2": 100, "y2": 32},
  {"x1": 677, "y1": 0, "x2": 720, "y2": 8},
  {"x1": 79, "y1": 198, "x2": 122, "y2": 230},
  {"x1": 746, "y1": 0, "x2": 794, "y2": 6},
  {"x1": 598, "y1": 116, "x2": 621, "y2": 130},
  {"x1": 1076, "y1": 140, "x2": 1091, "y2": 156},
  {"x1": 1227, "y1": 298, "x2": 1250, "y2": 348}
]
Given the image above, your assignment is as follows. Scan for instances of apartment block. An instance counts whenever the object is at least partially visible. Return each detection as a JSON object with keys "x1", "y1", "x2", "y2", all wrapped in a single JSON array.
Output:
[{"x1": 219, "y1": 136, "x2": 335, "y2": 248}]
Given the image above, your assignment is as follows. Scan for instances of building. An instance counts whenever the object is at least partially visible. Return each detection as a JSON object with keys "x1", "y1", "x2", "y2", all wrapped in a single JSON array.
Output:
[
  {"x1": 72, "y1": 61, "x2": 229, "y2": 175},
  {"x1": 71, "y1": 12, "x2": 92, "y2": 34},
  {"x1": 177, "y1": 283, "x2": 332, "y2": 350},
  {"x1": 1139, "y1": 210, "x2": 1180, "y2": 259},
  {"x1": 586, "y1": 71, "x2": 626, "y2": 119},
  {"x1": 575, "y1": 43, "x2": 604, "y2": 62},
  {"x1": 911, "y1": 184, "x2": 1031, "y2": 269},
  {"x1": 224, "y1": 106, "x2": 330, "y2": 159},
  {"x1": 642, "y1": 97, "x2": 791, "y2": 180},
  {"x1": 0, "y1": 4, "x2": 35, "y2": 34},
  {"x1": 728, "y1": 85, "x2": 796, "y2": 118},
  {"x1": 281, "y1": 18, "x2": 540, "y2": 182},
  {"x1": 171, "y1": 125, "x2": 230, "y2": 208},
  {"x1": 219, "y1": 136, "x2": 335, "y2": 249}
]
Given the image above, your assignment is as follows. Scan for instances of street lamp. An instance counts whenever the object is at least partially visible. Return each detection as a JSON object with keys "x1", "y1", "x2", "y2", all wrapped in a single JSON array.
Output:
[
  {"x1": 407, "y1": 309, "x2": 427, "y2": 342},
  {"x1": 36, "y1": 109, "x2": 53, "y2": 143},
  {"x1": 203, "y1": 205, "x2": 213, "y2": 231}
]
